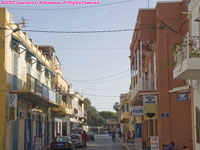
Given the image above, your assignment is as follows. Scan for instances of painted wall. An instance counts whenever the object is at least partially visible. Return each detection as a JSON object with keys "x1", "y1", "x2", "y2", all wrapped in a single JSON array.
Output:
[{"x1": 189, "y1": 0, "x2": 200, "y2": 149}]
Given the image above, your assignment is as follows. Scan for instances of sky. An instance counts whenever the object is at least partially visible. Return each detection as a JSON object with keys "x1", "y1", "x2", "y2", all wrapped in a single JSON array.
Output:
[{"x1": 1, "y1": 0, "x2": 181, "y2": 112}]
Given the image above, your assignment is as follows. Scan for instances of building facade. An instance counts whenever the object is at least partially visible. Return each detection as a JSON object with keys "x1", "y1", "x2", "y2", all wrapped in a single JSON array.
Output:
[
  {"x1": 130, "y1": 1, "x2": 192, "y2": 149},
  {"x1": 0, "y1": 8, "x2": 87, "y2": 150},
  {"x1": 173, "y1": 0, "x2": 200, "y2": 149}
]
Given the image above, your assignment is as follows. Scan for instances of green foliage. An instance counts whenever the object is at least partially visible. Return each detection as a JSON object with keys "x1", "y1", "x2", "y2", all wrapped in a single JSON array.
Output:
[
  {"x1": 84, "y1": 98, "x2": 117, "y2": 127},
  {"x1": 99, "y1": 111, "x2": 117, "y2": 120}
]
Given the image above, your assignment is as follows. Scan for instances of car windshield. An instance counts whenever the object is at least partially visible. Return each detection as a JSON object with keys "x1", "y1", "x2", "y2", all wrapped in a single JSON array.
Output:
[
  {"x1": 71, "y1": 135, "x2": 80, "y2": 139},
  {"x1": 87, "y1": 132, "x2": 94, "y2": 135},
  {"x1": 55, "y1": 137, "x2": 70, "y2": 142}
]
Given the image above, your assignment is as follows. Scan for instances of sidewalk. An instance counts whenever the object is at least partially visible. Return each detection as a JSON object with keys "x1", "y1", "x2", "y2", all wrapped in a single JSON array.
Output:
[{"x1": 117, "y1": 136, "x2": 135, "y2": 150}]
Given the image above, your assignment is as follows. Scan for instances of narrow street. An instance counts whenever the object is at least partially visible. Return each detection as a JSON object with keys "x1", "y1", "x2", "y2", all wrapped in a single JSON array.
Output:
[{"x1": 79, "y1": 134, "x2": 129, "y2": 150}]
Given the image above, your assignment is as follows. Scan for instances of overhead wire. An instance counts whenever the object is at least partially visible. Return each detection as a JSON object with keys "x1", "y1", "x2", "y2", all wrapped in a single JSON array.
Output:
[
  {"x1": 4, "y1": 0, "x2": 135, "y2": 11},
  {"x1": 67, "y1": 74, "x2": 129, "y2": 84},
  {"x1": 66, "y1": 70, "x2": 129, "y2": 82}
]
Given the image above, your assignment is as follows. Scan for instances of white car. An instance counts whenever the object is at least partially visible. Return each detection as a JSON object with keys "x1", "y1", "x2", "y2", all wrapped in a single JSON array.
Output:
[{"x1": 70, "y1": 134, "x2": 83, "y2": 148}]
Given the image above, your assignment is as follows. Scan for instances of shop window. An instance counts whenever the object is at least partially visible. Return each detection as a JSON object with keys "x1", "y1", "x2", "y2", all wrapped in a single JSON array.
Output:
[{"x1": 196, "y1": 106, "x2": 200, "y2": 143}]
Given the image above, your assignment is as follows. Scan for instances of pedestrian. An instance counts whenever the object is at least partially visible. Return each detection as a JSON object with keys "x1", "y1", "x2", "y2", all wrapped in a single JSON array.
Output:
[
  {"x1": 164, "y1": 142, "x2": 175, "y2": 150},
  {"x1": 118, "y1": 130, "x2": 122, "y2": 138},
  {"x1": 182, "y1": 146, "x2": 189, "y2": 150},
  {"x1": 82, "y1": 131, "x2": 88, "y2": 148},
  {"x1": 112, "y1": 131, "x2": 116, "y2": 142},
  {"x1": 127, "y1": 131, "x2": 131, "y2": 143}
]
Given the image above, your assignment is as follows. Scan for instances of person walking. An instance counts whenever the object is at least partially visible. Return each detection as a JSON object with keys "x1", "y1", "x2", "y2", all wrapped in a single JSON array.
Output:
[
  {"x1": 112, "y1": 131, "x2": 116, "y2": 142},
  {"x1": 164, "y1": 142, "x2": 175, "y2": 150},
  {"x1": 82, "y1": 131, "x2": 88, "y2": 149},
  {"x1": 127, "y1": 131, "x2": 131, "y2": 143}
]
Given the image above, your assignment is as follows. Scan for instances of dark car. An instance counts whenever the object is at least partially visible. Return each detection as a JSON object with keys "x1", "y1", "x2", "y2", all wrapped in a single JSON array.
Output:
[
  {"x1": 87, "y1": 132, "x2": 95, "y2": 141},
  {"x1": 50, "y1": 136, "x2": 75, "y2": 150},
  {"x1": 70, "y1": 134, "x2": 83, "y2": 148}
]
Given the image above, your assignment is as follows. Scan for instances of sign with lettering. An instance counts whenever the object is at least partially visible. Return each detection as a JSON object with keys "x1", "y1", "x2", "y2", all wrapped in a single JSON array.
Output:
[
  {"x1": 177, "y1": 93, "x2": 189, "y2": 102},
  {"x1": 9, "y1": 107, "x2": 16, "y2": 121},
  {"x1": 161, "y1": 113, "x2": 169, "y2": 118},
  {"x1": 135, "y1": 138, "x2": 142, "y2": 150},
  {"x1": 150, "y1": 136, "x2": 159, "y2": 150},
  {"x1": 143, "y1": 95, "x2": 158, "y2": 120},
  {"x1": 132, "y1": 106, "x2": 144, "y2": 116},
  {"x1": 9, "y1": 94, "x2": 17, "y2": 121},
  {"x1": 9, "y1": 94, "x2": 17, "y2": 107},
  {"x1": 34, "y1": 137, "x2": 43, "y2": 150}
]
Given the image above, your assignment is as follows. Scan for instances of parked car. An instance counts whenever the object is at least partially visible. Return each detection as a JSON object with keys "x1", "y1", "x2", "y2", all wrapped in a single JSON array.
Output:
[
  {"x1": 70, "y1": 134, "x2": 83, "y2": 148},
  {"x1": 87, "y1": 132, "x2": 95, "y2": 141},
  {"x1": 50, "y1": 136, "x2": 75, "y2": 150}
]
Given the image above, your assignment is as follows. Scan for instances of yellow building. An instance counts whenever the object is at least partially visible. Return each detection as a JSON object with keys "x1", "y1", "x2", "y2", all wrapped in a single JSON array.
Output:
[
  {"x1": 0, "y1": 8, "x2": 77, "y2": 150},
  {"x1": 105, "y1": 119, "x2": 119, "y2": 132},
  {"x1": 120, "y1": 91, "x2": 134, "y2": 135}
]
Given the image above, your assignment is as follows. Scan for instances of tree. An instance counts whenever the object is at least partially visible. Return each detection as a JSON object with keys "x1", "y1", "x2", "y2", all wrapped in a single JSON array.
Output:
[
  {"x1": 99, "y1": 111, "x2": 117, "y2": 119},
  {"x1": 84, "y1": 98, "x2": 106, "y2": 126}
]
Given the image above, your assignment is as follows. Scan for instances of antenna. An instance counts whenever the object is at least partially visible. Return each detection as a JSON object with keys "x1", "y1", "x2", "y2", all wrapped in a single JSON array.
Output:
[{"x1": 19, "y1": 17, "x2": 29, "y2": 28}]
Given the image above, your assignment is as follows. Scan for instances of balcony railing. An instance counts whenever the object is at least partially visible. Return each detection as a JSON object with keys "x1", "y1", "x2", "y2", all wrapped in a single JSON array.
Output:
[
  {"x1": 14, "y1": 73, "x2": 62, "y2": 105},
  {"x1": 131, "y1": 75, "x2": 157, "y2": 101},
  {"x1": 175, "y1": 32, "x2": 200, "y2": 67},
  {"x1": 173, "y1": 32, "x2": 200, "y2": 79}
]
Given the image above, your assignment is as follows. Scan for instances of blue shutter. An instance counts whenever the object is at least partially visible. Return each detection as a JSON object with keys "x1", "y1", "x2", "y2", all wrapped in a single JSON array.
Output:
[
  {"x1": 12, "y1": 108, "x2": 18, "y2": 150},
  {"x1": 13, "y1": 52, "x2": 18, "y2": 90}
]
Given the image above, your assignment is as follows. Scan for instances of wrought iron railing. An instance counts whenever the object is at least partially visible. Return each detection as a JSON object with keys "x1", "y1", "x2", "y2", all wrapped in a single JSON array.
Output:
[
  {"x1": 174, "y1": 32, "x2": 200, "y2": 67},
  {"x1": 27, "y1": 74, "x2": 61, "y2": 104}
]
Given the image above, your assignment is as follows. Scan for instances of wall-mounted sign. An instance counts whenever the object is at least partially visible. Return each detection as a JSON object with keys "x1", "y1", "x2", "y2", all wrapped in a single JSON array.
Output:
[
  {"x1": 135, "y1": 138, "x2": 142, "y2": 150},
  {"x1": 9, "y1": 94, "x2": 17, "y2": 107},
  {"x1": 150, "y1": 136, "x2": 159, "y2": 150},
  {"x1": 9, "y1": 107, "x2": 16, "y2": 121},
  {"x1": 177, "y1": 93, "x2": 189, "y2": 102},
  {"x1": 9, "y1": 94, "x2": 17, "y2": 121},
  {"x1": 161, "y1": 113, "x2": 169, "y2": 118},
  {"x1": 132, "y1": 106, "x2": 144, "y2": 116},
  {"x1": 143, "y1": 95, "x2": 158, "y2": 120}
]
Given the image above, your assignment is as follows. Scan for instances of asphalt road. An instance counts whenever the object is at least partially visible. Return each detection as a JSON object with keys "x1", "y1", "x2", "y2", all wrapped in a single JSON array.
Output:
[{"x1": 78, "y1": 134, "x2": 128, "y2": 150}]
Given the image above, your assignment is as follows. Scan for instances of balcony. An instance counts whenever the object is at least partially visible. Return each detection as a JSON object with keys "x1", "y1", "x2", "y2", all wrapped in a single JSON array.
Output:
[
  {"x1": 121, "y1": 111, "x2": 130, "y2": 122},
  {"x1": 173, "y1": 32, "x2": 200, "y2": 79},
  {"x1": 11, "y1": 73, "x2": 61, "y2": 107},
  {"x1": 131, "y1": 75, "x2": 157, "y2": 104}
]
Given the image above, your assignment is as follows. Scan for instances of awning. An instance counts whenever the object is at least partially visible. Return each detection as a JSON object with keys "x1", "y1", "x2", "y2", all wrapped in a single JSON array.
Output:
[{"x1": 11, "y1": 36, "x2": 56, "y2": 76}]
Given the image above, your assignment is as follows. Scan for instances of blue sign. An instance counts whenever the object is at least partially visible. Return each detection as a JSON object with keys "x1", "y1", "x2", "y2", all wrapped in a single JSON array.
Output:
[
  {"x1": 161, "y1": 113, "x2": 169, "y2": 118},
  {"x1": 135, "y1": 123, "x2": 142, "y2": 138},
  {"x1": 177, "y1": 93, "x2": 189, "y2": 102}
]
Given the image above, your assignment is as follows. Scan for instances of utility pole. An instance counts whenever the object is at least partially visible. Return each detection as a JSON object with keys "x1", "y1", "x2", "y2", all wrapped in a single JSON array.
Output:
[{"x1": 148, "y1": 0, "x2": 149, "y2": 8}]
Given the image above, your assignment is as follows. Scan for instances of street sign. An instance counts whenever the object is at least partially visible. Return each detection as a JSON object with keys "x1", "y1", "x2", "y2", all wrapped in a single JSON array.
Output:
[
  {"x1": 161, "y1": 113, "x2": 169, "y2": 118},
  {"x1": 143, "y1": 95, "x2": 158, "y2": 120},
  {"x1": 150, "y1": 136, "x2": 159, "y2": 150},
  {"x1": 132, "y1": 106, "x2": 144, "y2": 116},
  {"x1": 177, "y1": 93, "x2": 189, "y2": 102}
]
